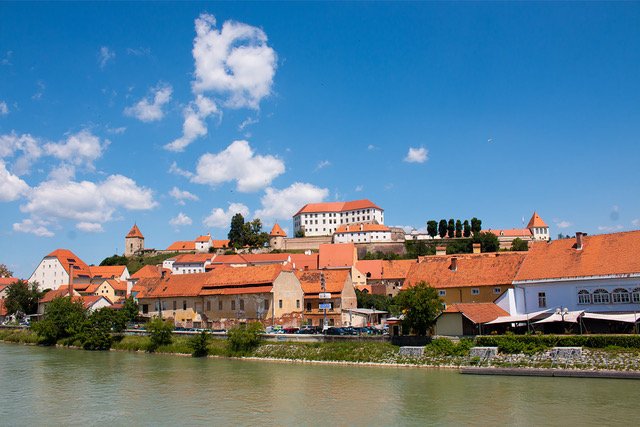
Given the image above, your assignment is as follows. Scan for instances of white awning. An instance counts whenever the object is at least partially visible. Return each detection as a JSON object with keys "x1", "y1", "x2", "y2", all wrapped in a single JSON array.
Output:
[
  {"x1": 532, "y1": 310, "x2": 584, "y2": 324},
  {"x1": 484, "y1": 309, "x2": 551, "y2": 325},
  {"x1": 582, "y1": 312, "x2": 640, "y2": 324}
]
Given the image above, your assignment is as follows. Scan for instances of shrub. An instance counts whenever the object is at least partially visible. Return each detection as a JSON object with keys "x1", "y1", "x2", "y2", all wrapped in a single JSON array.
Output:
[
  {"x1": 226, "y1": 322, "x2": 264, "y2": 356},
  {"x1": 426, "y1": 338, "x2": 473, "y2": 356},
  {"x1": 146, "y1": 317, "x2": 174, "y2": 352},
  {"x1": 32, "y1": 296, "x2": 87, "y2": 345},
  {"x1": 475, "y1": 334, "x2": 640, "y2": 354},
  {"x1": 189, "y1": 330, "x2": 210, "y2": 357}
]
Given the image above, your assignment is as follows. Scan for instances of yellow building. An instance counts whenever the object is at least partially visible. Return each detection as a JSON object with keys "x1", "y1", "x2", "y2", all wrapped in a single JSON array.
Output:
[{"x1": 295, "y1": 269, "x2": 357, "y2": 327}]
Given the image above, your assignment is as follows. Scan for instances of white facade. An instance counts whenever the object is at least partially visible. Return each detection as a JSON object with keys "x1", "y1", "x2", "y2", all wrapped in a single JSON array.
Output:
[
  {"x1": 195, "y1": 237, "x2": 212, "y2": 253},
  {"x1": 334, "y1": 229, "x2": 392, "y2": 244},
  {"x1": 172, "y1": 261, "x2": 210, "y2": 275},
  {"x1": 514, "y1": 276, "x2": 640, "y2": 315},
  {"x1": 28, "y1": 257, "x2": 69, "y2": 291},
  {"x1": 162, "y1": 258, "x2": 176, "y2": 270},
  {"x1": 294, "y1": 207, "x2": 384, "y2": 237},
  {"x1": 530, "y1": 227, "x2": 550, "y2": 241}
]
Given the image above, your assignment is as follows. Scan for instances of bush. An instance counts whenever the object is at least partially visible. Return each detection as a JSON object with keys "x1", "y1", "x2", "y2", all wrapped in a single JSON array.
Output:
[
  {"x1": 475, "y1": 334, "x2": 640, "y2": 354},
  {"x1": 146, "y1": 317, "x2": 174, "y2": 352},
  {"x1": 226, "y1": 322, "x2": 264, "y2": 356},
  {"x1": 189, "y1": 330, "x2": 210, "y2": 357},
  {"x1": 425, "y1": 338, "x2": 473, "y2": 356},
  {"x1": 32, "y1": 296, "x2": 87, "y2": 345}
]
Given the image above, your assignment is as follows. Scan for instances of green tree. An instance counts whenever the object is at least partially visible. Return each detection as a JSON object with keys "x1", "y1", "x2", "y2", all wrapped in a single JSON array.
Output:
[
  {"x1": 189, "y1": 330, "x2": 210, "y2": 357},
  {"x1": 438, "y1": 219, "x2": 447, "y2": 238},
  {"x1": 394, "y1": 282, "x2": 443, "y2": 336},
  {"x1": 470, "y1": 217, "x2": 482, "y2": 235},
  {"x1": 0, "y1": 263, "x2": 13, "y2": 278},
  {"x1": 426, "y1": 221, "x2": 438, "y2": 238},
  {"x1": 455, "y1": 220, "x2": 463, "y2": 238},
  {"x1": 447, "y1": 219, "x2": 455, "y2": 238},
  {"x1": 228, "y1": 213, "x2": 246, "y2": 247},
  {"x1": 81, "y1": 308, "x2": 117, "y2": 350},
  {"x1": 226, "y1": 322, "x2": 264, "y2": 356},
  {"x1": 463, "y1": 220, "x2": 471, "y2": 237},
  {"x1": 33, "y1": 296, "x2": 87, "y2": 345},
  {"x1": 473, "y1": 231, "x2": 500, "y2": 253},
  {"x1": 4, "y1": 280, "x2": 42, "y2": 315},
  {"x1": 121, "y1": 297, "x2": 139, "y2": 325},
  {"x1": 295, "y1": 229, "x2": 305, "y2": 238},
  {"x1": 511, "y1": 238, "x2": 529, "y2": 252},
  {"x1": 243, "y1": 218, "x2": 270, "y2": 248},
  {"x1": 446, "y1": 239, "x2": 472, "y2": 255},
  {"x1": 100, "y1": 254, "x2": 128, "y2": 266},
  {"x1": 146, "y1": 317, "x2": 174, "y2": 352},
  {"x1": 355, "y1": 289, "x2": 394, "y2": 312}
]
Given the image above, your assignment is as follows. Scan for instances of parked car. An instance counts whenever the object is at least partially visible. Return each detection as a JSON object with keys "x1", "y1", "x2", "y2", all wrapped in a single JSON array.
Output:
[
  {"x1": 341, "y1": 326, "x2": 358, "y2": 336},
  {"x1": 283, "y1": 327, "x2": 299, "y2": 334},
  {"x1": 324, "y1": 327, "x2": 347, "y2": 336},
  {"x1": 297, "y1": 326, "x2": 322, "y2": 334}
]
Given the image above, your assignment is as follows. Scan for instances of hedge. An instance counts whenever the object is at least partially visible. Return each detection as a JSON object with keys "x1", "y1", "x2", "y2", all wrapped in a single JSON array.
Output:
[{"x1": 476, "y1": 335, "x2": 640, "y2": 354}]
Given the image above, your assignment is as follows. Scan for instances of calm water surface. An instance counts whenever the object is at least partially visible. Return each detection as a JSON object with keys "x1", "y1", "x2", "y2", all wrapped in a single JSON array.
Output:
[{"x1": 1, "y1": 343, "x2": 638, "y2": 426}]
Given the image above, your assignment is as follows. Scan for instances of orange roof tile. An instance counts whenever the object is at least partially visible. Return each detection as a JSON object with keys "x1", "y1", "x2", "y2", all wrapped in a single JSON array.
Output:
[
  {"x1": 241, "y1": 253, "x2": 291, "y2": 264},
  {"x1": 130, "y1": 265, "x2": 163, "y2": 280},
  {"x1": 443, "y1": 303, "x2": 509, "y2": 324},
  {"x1": 203, "y1": 264, "x2": 283, "y2": 288},
  {"x1": 319, "y1": 243, "x2": 357, "y2": 269},
  {"x1": 335, "y1": 223, "x2": 390, "y2": 234},
  {"x1": 289, "y1": 253, "x2": 319, "y2": 270},
  {"x1": 195, "y1": 234, "x2": 211, "y2": 242},
  {"x1": 106, "y1": 279, "x2": 128, "y2": 292},
  {"x1": 484, "y1": 228, "x2": 532, "y2": 238},
  {"x1": 212, "y1": 239, "x2": 230, "y2": 248},
  {"x1": 294, "y1": 199, "x2": 382, "y2": 216},
  {"x1": 85, "y1": 283, "x2": 101, "y2": 294},
  {"x1": 211, "y1": 254, "x2": 248, "y2": 265},
  {"x1": 0, "y1": 277, "x2": 19, "y2": 286},
  {"x1": 200, "y1": 285, "x2": 273, "y2": 296},
  {"x1": 270, "y1": 223, "x2": 287, "y2": 237},
  {"x1": 83, "y1": 295, "x2": 110, "y2": 309},
  {"x1": 405, "y1": 252, "x2": 526, "y2": 289},
  {"x1": 173, "y1": 254, "x2": 214, "y2": 264},
  {"x1": 166, "y1": 241, "x2": 196, "y2": 251},
  {"x1": 356, "y1": 260, "x2": 416, "y2": 280},
  {"x1": 143, "y1": 273, "x2": 210, "y2": 298},
  {"x1": 515, "y1": 230, "x2": 640, "y2": 282},
  {"x1": 126, "y1": 224, "x2": 144, "y2": 239},
  {"x1": 295, "y1": 269, "x2": 350, "y2": 295},
  {"x1": 527, "y1": 212, "x2": 548, "y2": 228},
  {"x1": 131, "y1": 277, "x2": 164, "y2": 299},
  {"x1": 89, "y1": 265, "x2": 127, "y2": 279},
  {"x1": 45, "y1": 249, "x2": 92, "y2": 278},
  {"x1": 40, "y1": 286, "x2": 81, "y2": 303}
]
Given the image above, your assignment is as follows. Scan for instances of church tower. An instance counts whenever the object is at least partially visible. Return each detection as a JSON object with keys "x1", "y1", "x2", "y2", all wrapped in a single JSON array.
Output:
[
  {"x1": 527, "y1": 212, "x2": 550, "y2": 242},
  {"x1": 125, "y1": 224, "x2": 145, "y2": 257}
]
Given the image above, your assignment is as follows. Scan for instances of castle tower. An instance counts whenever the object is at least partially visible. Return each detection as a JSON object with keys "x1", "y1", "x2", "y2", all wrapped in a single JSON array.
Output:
[
  {"x1": 269, "y1": 223, "x2": 287, "y2": 250},
  {"x1": 527, "y1": 212, "x2": 549, "y2": 241},
  {"x1": 125, "y1": 224, "x2": 145, "y2": 257}
]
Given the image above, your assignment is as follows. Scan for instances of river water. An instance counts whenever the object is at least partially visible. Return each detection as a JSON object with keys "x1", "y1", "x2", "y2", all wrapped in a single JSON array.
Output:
[{"x1": 0, "y1": 343, "x2": 638, "y2": 426}]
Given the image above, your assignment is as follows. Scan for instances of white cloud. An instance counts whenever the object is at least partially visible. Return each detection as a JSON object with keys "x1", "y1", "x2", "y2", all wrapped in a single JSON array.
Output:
[
  {"x1": 99, "y1": 175, "x2": 158, "y2": 210},
  {"x1": 126, "y1": 47, "x2": 151, "y2": 57},
  {"x1": 0, "y1": 101, "x2": 8, "y2": 115},
  {"x1": 44, "y1": 130, "x2": 107, "y2": 168},
  {"x1": 255, "y1": 182, "x2": 328, "y2": 221},
  {"x1": 597, "y1": 225, "x2": 624, "y2": 232},
  {"x1": 1, "y1": 50, "x2": 13, "y2": 66},
  {"x1": 203, "y1": 202, "x2": 250, "y2": 228},
  {"x1": 12, "y1": 219, "x2": 53, "y2": 237},
  {"x1": 239, "y1": 116, "x2": 259, "y2": 131},
  {"x1": 124, "y1": 84, "x2": 173, "y2": 122},
  {"x1": 0, "y1": 132, "x2": 42, "y2": 175},
  {"x1": 168, "y1": 161, "x2": 194, "y2": 179},
  {"x1": 632, "y1": 219, "x2": 640, "y2": 228},
  {"x1": 315, "y1": 160, "x2": 331, "y2": 171},
  {"x1": 170, "y1": 212, "x2": 193, "y2": 227},
  {"x1": 554, "y1": 220, "x2": 572, "y2": 229},
  {"x1": 404, "y1": 147, "x2": 429, "y2": 163},
  {"x1": 192, "y1": 140, "x2": 284, "y2": 192},
  {"x1": 98, "y1": 46, "x2": 115, "y2": 69},
  {"x1": 76, "y1": 222, "x2": 104, "y2": 233},
  {"x1": 164, "y1": 99, "x2": 216, "y2": 152},
  {"x1": 169, "y1": 186, "x2": 199, "y2": 205},
  {"x1": 367, "y1": 144, "x2": 378, "y2": 151},
  {"x1": 48, "y1": 164, "x2": 76, "y2": 182},
  {"x1": 32, "y1": 80, "x2": 45, "y2": 100},
  {"x1": 0, "y1": 160, "x2": 29, "y2": 201},
  {"x1": 355, "y1": 185, "x2": 363, "y2": 192},
  {"x1": 106, "y1": 126, "x2": 126, "y2": 135}
]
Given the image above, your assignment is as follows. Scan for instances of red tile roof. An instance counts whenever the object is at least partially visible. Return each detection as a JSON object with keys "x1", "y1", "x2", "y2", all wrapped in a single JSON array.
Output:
[
  {"x1": 405, "y1": 252, "x2": 526, "y2": 289},
  {"x1": 484, "y1": 228, "x2": 532, "y2": 238},
  {"x1": 515, "y1": 230, "x2": 640, "y2": 282},
  {"x1": 0, "y1": 277, "x2": 19, "y2": 286},
  {"x1": 211, "y1": 254, "x2": 248, "y2": 265},
  {"x1": 166, "y1": 241, "x2": 196, "y2": 251},
  {"x1": 131, "y1": 277, "x2": 164, "y2": 299},
  {"x1": 195, "y1": 234, "x2": 211, "y2": 242},
  {"x1": 335, "y1": 223, "x2": 390, "y2": 233},
  {"x1": 173, "y1": 254, "x2": 213, "y2": 264},
  {"x1": 144, "y1": 273, "x2": 210, "y2": 298},
  {"x1": 204, "y1": 264, "x2": 283, "y2": 287},
  {"x1": 318, "y1": 243, "x2": 357, "y2": 269},
  {"x1": 130, "y1": 265, "x2": 163, "y2": 280},
  {"x1": 45, "y1": 249, "x2": 91, "y2": 278},
  {"x1": 40, "y1": 286, "x2": 80, "y2": 303},
  {"x1": 527, "y1": 212, "x2": 548, "y2": 228},
  {"x1": 443, "y1": 303, "x2": 509, "y2": 324},
  {"x1": 241, "y1": 253, "x2": 291, "y2": 264},
  {"x1": 356, "y1": 260, "x2": 416, "y2": 280},
  {"x1": 201, "y1": 285, "x2": 273, "y2": 296},
  {"x1": 270, "y1": 223, "x2": 287, "y2": 237},
  {"x1": 89, "y1": 265, "x2": 127, "y2": 279},
  {"x1": 126, "y1": 224, "x2": 144, "y2": 239},
  {"x1": 212, "y1": 239, "x2": 230, "y2": 248},
  {"x1": 83, "y1": 295, "x2": 110, "y2": 309},
  {"x1": 295, "y1": 269, "x2": 350, "y2": 295},
  {"x1": 289, "y1": 253, "x2": 319, "y2": 270},
  {"x1": 294, "y1": 199, "x2": 382, "y2": 216}
]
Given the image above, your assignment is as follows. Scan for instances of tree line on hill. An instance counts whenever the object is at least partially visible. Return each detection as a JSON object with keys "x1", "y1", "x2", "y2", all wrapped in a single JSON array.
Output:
[{"x1": 425, "y1": 217, "x2": 482, "y2": 239}]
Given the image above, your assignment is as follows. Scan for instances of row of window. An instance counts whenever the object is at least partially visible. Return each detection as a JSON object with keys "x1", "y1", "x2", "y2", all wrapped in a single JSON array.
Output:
[
  {"x1": 300, "y1": 209, "x2": 377, "y2": 218},
  {"x1": 438, "y1": 287, "x2": 502, "y2": 297},
  {"x1": 303, "y1": 216, "x2": 372, "y2": 226},
  {"x1": 578, "y1": 288, "x2": 640, "y2": 305}
]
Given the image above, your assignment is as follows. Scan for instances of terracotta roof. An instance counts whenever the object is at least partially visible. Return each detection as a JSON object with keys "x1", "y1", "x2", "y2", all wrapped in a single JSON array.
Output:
[
  {"x1": 289, "y1": 253, "x2": 319, "y2": 270},
  {"x1": 0, "y1": 277, "x2": 19, "y2": 286},
  {"x1": 40, "y1": 286, "x2": 81, "y2": 303},
  {"x1": 443, "y1": 303, "x2": 509, "y2": 324},
  {"x1": 515, "y1": 230, "x2": 640, "y2": 282},
  {"x1": 200, "y1": 285, "x2": 273, "y2": 296},
  {"x1": 527, "y1": 212, "x2": 548, "y2": 228},
  {"x1": 295, "y1": 269, "x2": 350, "y2": 295},
  {"x1": 107, "y1": 279, "x2": 128, "y2": 292},
  {"x1": 484, "y1": 228, "x2": 532, "y2": 238},
  {"x1": 131, "y1": 265, "x2": 162, "y2": 280},
  {"x1": 166, "y1": 241, "x2": 196, "y2": 251},
  {"x1": 241, "y1": 253, "x2": 291, "y2": 264},
  {"x1": 356, "y1": 260, "x2": 416, "y2": 280},
  {"x1": 85, "y1": 283, "x2": 101, "y2": 294},
  {"x1": 294, "y1": 199, "x2": 382, "y2": 216},
  {"x1": 131, "y1": 277, "x2": 164, "y2": 299},
  {"x1": 195, "y1": 234, "x2": 211, "y2": 242},
  {"x1": 212, "y1": 240, "x2": 230, "y2": 248},
  {"x1": 405, "y1": 252, "x2": 526, "y2": 289},
  {"x1": 83, "y1": 295, "x2": 110, "y2": 309},
  {"x1": 210, "y1": 254, "x2": 248, "y2": 265},
  {"x1": 126, "y1": 224, "x2": 144, "y2": 239},
  {"x1": 143, "y1": 273, "x2": 210, "y2": 298},
  {"x1": 173, "y1": 254, "x2": 213, "y2": 264},
  {"x1": 270, "y1": 223, "x2": 287, "y2": 237},
  {"x1": 89, "y1": 265, "x2": 127, "y2": 279},
  {"x1": 203, "y1": 264, "x2": 283, "y2": 288},
  {"x1": 45, "y1": 249, "x2": 91, "y2": 278},
  {"x1": 335, "y1": 223, "x2": 390, "y2": 234},
  {"x1": 319, "y1": 243, "x2": 357, "y2": 269}
]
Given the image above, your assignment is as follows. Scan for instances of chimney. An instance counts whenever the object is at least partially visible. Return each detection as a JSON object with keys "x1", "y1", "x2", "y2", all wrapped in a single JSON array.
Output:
[
  {"x1": 68, "y1": 262, "x2": 74, "y2": 297},
  {"x1": 576, "y1": 232, "x2": 587, "y2": 250},
  {"x1": 472, "y1": 243, "x2": 481, "y2": 254},
  {"x1": 450, "y1": 257, "x2": 458, "y2": 272},
  {"x1": 161, "y1": 269, "x2": 167, "y2": 279},
  {"x1": 436, "y1": 246, "x2": 446, "y2": 256}
]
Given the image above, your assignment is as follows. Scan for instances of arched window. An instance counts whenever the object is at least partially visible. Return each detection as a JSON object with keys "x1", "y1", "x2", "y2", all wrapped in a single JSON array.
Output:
[
  {"x1": 612, "y1": 288, "x2": 630, "y2": 304},
  {"x1": 632, "y1": 288, "x2": 640, "y2": 304},
  {"x1": 577, "y1": 289, "x2": 591, "y2": 304},
  {"x1": 592, "y1": 289, "x2": 610, "y2": 304}
]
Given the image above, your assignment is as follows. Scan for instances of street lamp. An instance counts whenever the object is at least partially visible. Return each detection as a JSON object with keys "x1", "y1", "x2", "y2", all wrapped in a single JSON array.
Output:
[{"x1": 556, "y1": 307, "x2": 569, "y2": 333}]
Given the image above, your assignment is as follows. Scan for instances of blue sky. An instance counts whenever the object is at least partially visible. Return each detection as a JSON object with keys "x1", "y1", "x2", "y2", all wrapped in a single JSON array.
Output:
[{"x1": 1, "y1": 3, "x2": 639, "y2": 277}]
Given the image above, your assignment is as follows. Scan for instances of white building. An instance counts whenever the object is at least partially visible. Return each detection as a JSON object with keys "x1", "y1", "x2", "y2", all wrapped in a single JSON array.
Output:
[
  {"x1": 28, "y1": 249, "x2": 92, "y2": 291},
  {"x1": 195, "y1": 234, "x2": 213, "y2": 253},
  {"x1": 293, "y1": 199, "x2": 384, "y2": 237},
  {"x1": 171, "y1": 254, "x2": 214, "y2": 275},
  {"x1": 333, "y1": 223, "x2": 392, "y2": 244}
]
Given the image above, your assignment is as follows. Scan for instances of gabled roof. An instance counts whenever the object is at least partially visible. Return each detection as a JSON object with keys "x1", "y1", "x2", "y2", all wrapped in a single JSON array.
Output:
[
  {"x1": 132, "y1": 277, "x2": 164, "y2": 298},
  {"x1": 294, "y1": 199, "x2": 382, "y2": 216},
  {"x1": 295, "y1": 269, "x2": 350, "y2": 295},
  {"x1": 527, "y1": 212, "x2": 548, "y2": 228},
  {"x1": 39, "y1": 286, "x2": 81, "y2": 303},
  {"x1": 270, "y1": 223, "x2": 287, "y2": 237},
  {"x1": 89, "y1": 265, "x2": 128, "y2": 279},
  {"x1": 173, "y1": 253, "x2": 213, "y2": 264},
  {"x1": 405, "y1": 252, "x2": 526, "y2": 289},
  {"x1": 289, "y1": 253, "x2": 319, "y2": 270},
  {"x1": 144, "y1": 273, "x2": 209, "y2": 298},
  {"x1": 195, "y1": 234, "x2": 211, "y2": 242},
  {"x1": 0, "y1": 277, "x2": 19, "y2": 286},
  {"x1": 166, "y1": 241, "x2": 196, "y2": 251},
  {"x1": 45, "y1": 249, "x2": 91, "y2": 278},
  {"x1": 130, "y1": 265, "x2": 163, "y2": 280},
  {"x1": 126, "y1": 224, "x2": 144, "y2": 239},
  {"x1": 241, "y1": 253, "x2": 291, "y2": 264},
  {"x1": 514, "y1": 230, "x2": 640, "y2": 282},
  {"x1": 355, "y1": 260, "x2": 416, "y2": 280},
  {"x1": 83, "y1": 295, "x2": 111, "y2": 309},
  {"x1": 203, "y1": 264, "x2": 283, "y2": 287},
  {"x1": 443, "y1": 303, "x2": 509, "y2": 324},
  {"x1": 318, "y1": 243, "x2": 357, "y2": 269},
  {"x1": 210, "y1": 254, "x2": 248, "y2": 265},
  {"x1": 335, "y1": 223, "x2": 390, "y2": 234},
  {"x1": 212, "y1": 239, "x2": 230, "y2": 248}
]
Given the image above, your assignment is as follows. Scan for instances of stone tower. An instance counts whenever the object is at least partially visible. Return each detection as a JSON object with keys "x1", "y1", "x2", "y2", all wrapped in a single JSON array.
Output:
[
  {"x1": 527, "y1": 212, "x2": 550, "y2": 242},
  {"x1": 269, "y1": 223, "x2": 287, "y2": 250},
  {"x1": 125, "y1": 224, "x2": 145, "y2": 257}
]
